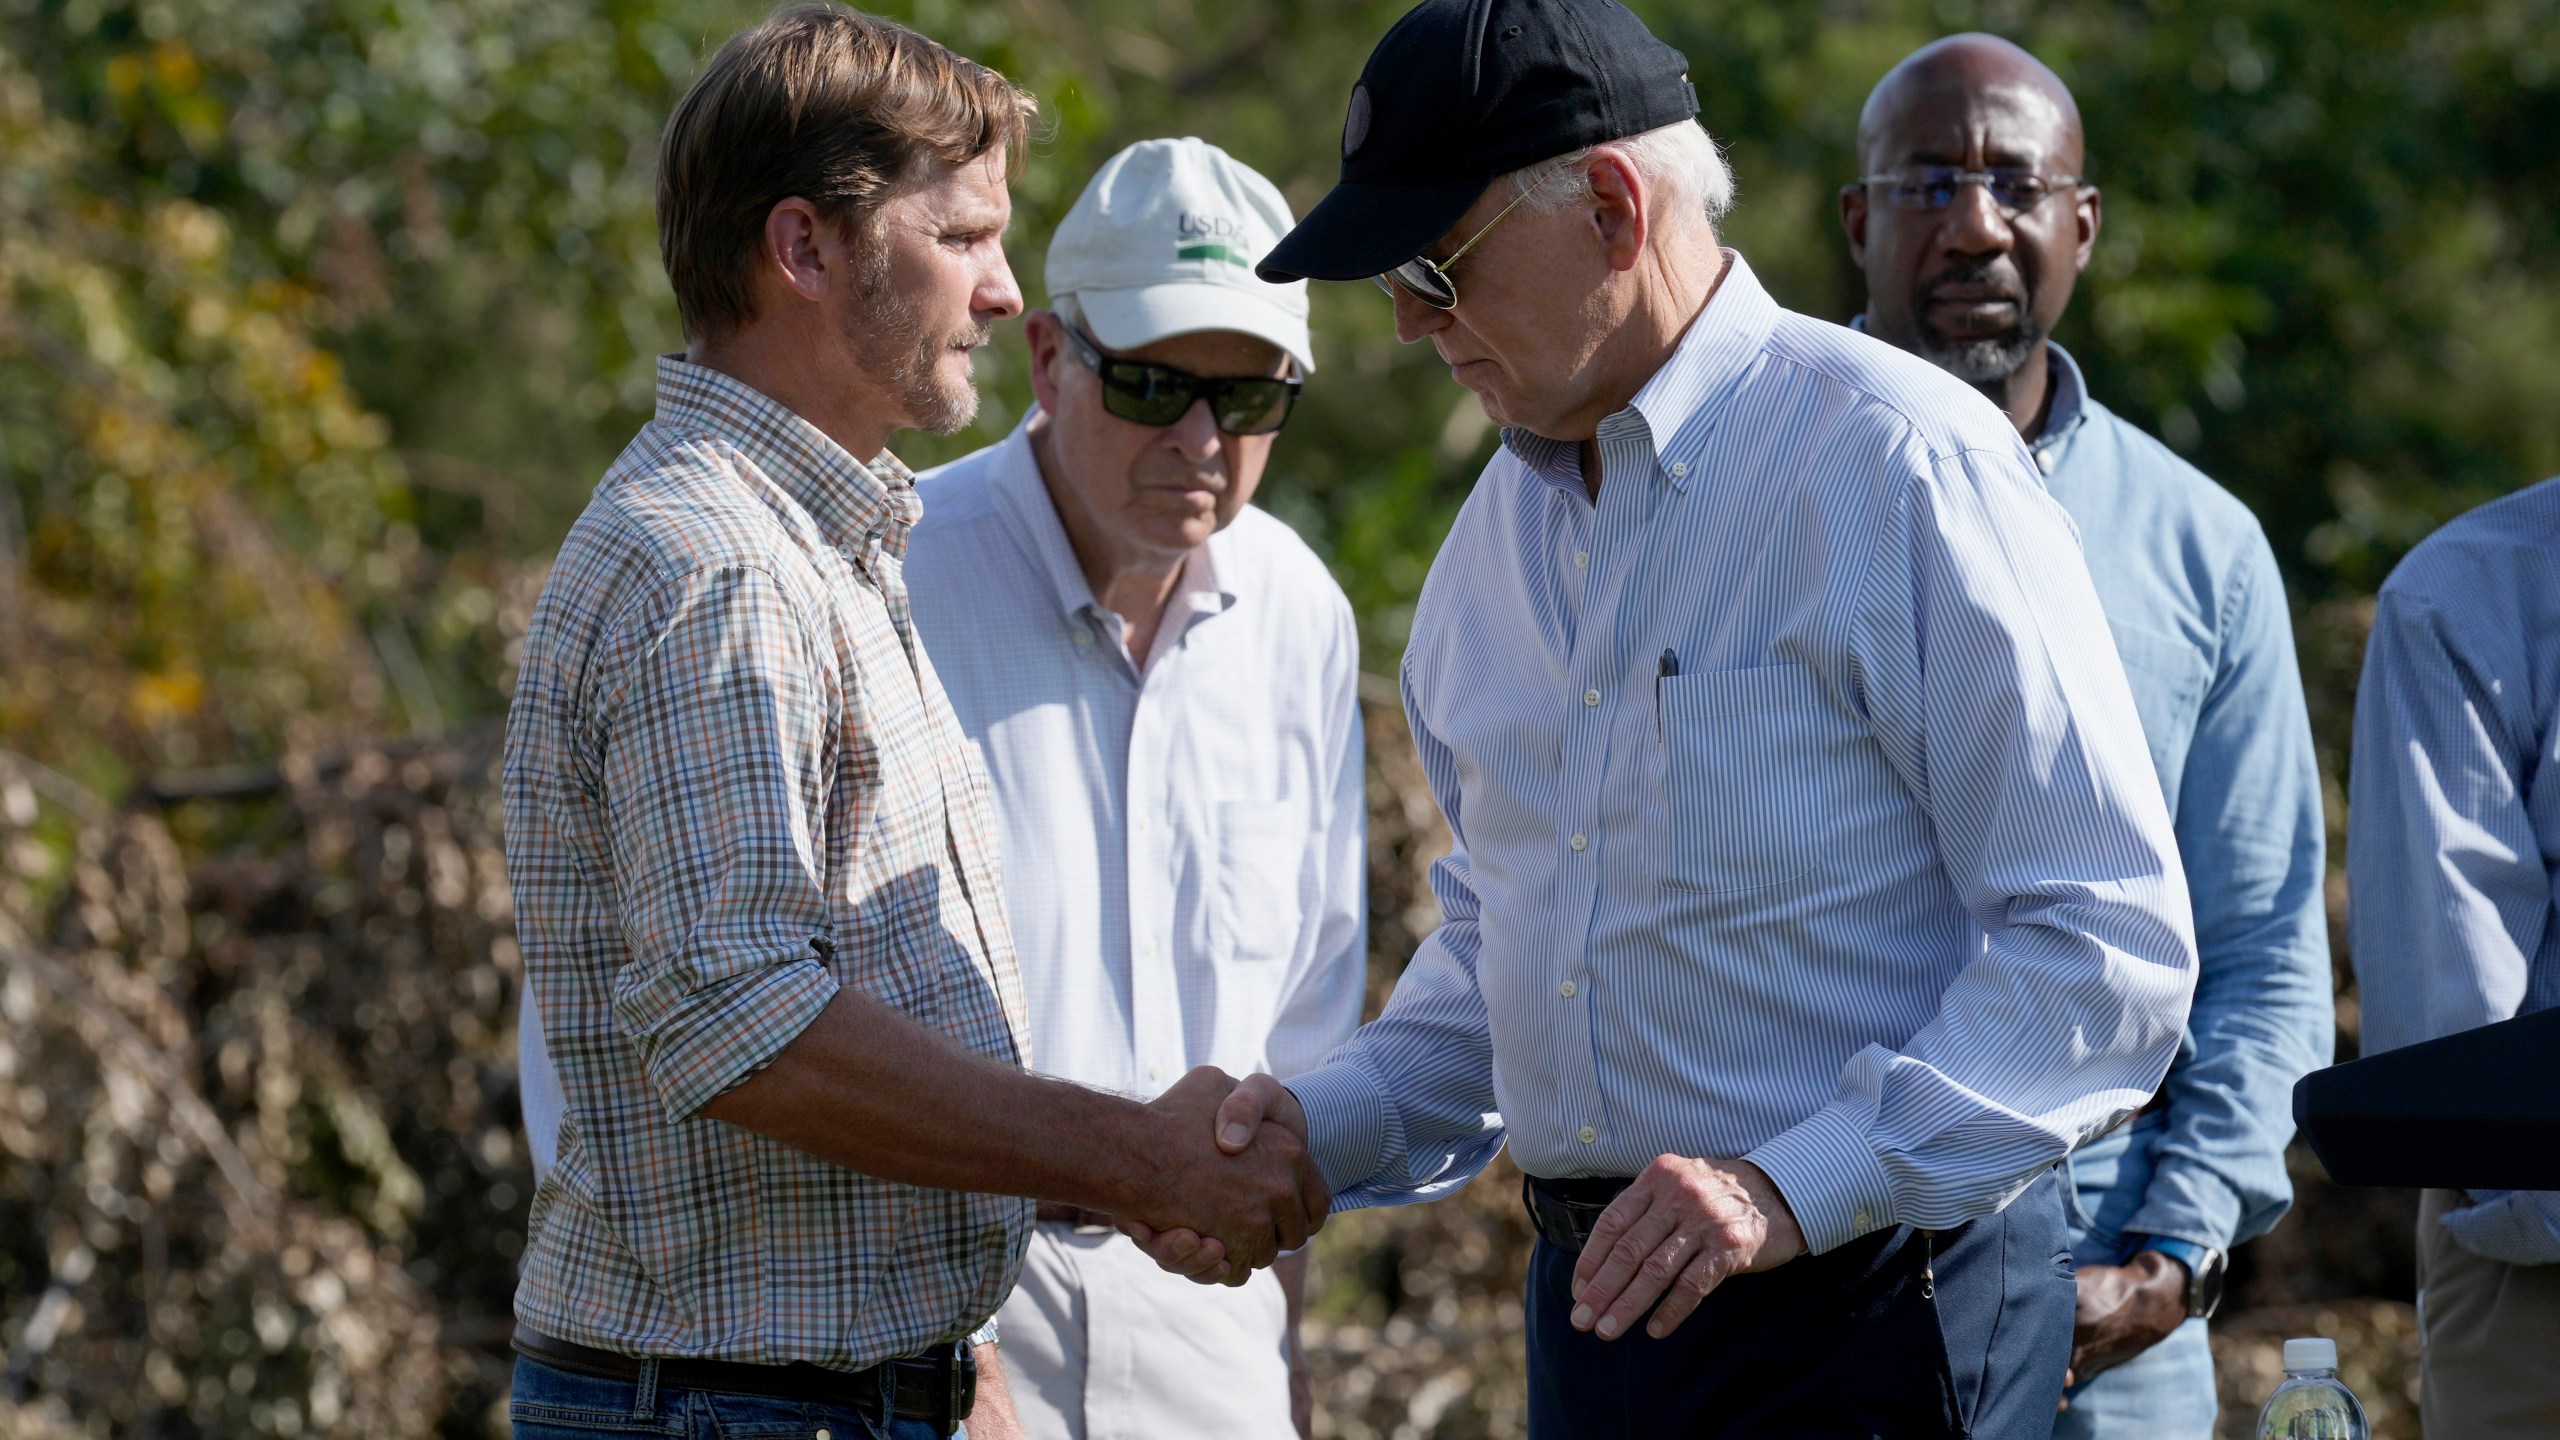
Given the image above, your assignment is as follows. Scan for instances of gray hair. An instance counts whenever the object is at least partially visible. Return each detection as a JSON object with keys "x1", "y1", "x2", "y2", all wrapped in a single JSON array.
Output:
[{"x1": 1503, "y1": 120, "x2": 1734, "y2": 232}]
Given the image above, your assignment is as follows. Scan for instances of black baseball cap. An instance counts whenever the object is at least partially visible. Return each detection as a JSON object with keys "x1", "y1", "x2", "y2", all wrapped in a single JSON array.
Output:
[{"x1": 1258, "y1": 0, "x2": 1698, "y2": 284}]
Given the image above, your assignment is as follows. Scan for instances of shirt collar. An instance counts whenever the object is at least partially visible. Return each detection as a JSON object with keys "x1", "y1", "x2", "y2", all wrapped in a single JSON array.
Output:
[
  {"x1": 987, "y1": 408, "x2": 1239, "y2": 627},
  {"x1": 1842, "y1": 316, "x2": 2088, "y2": 468},
  {"x1": 2031, "y1": 341, "x2": 2090, "y2": 468},
  {"x1": 1499, "y1": 249, "x2": 1779, "y2": 496},
  {"x1": 651, "y1": 354, "x2": 922, "y2": 553}
]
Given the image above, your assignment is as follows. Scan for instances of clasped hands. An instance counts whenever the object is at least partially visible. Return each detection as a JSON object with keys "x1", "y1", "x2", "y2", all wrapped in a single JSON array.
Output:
[
  {"x1": 1103, "y1": 1066, "x2": 1330, "y2": 1284},
  {"x1": 1122, "y1": 1072, "x2": 1809, "y2": 1338}
]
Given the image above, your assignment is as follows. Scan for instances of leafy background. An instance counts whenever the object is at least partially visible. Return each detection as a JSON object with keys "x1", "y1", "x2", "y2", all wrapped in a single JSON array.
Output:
[{"x1": 4, "y1": 0, "x2": 2556, "y2": 1434}]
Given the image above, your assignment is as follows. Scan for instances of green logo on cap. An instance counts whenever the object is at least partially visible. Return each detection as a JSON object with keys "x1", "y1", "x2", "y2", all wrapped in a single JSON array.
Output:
[{"x1": 1176, "y1": 241, "x2": 1250, "y2": 267}]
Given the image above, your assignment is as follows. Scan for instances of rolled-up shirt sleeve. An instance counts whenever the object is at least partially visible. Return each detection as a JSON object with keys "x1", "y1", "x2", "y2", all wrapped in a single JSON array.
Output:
[
  {"x1": 1747, "y1": 446, "x2": 2199, "y2": 1254},
  {"x1": 595, "y1": 564, "x2": 843, "y2": 1122},
  {"x1": 1289, "y1": 657, "x2": 1507, "y2": 1208}
]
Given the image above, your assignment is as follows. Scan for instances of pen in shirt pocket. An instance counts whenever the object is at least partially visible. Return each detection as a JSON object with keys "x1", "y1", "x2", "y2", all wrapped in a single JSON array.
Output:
[{"x1": 1655, "y1": 647, "x2": 1679, "y2": 740}]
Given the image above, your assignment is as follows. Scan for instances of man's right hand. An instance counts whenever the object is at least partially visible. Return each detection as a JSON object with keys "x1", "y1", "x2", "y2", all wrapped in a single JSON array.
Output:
[
  {"x1": 1114, "y1": 1068, "x2": 1328, "y2": 1284},
  {"x1": 1121, "y1": 1072, "x2": 1315, "y2": 1284}
]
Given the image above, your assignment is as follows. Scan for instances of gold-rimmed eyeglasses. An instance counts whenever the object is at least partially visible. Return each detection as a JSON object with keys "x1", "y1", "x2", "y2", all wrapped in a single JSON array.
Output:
[{"x1": 1371, "y1": 183, "x2": 1538, "y2": 310}]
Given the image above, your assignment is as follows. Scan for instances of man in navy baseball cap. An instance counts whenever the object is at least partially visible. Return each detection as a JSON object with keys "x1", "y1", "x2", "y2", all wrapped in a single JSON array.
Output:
[
  {"x1": 1258, "y1": 0, "x2": 1698, "y2": 287},
  {"x1": 1144, "y1": 2, "x2": 2198, "y2": 1437}
]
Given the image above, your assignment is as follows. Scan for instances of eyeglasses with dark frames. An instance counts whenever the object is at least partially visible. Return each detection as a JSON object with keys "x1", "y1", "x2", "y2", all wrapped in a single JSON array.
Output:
[
  {"x1": 1371, "y1": 182, "x2": 1540, "y2": 310},
  {"x1": 1057, "y1": 322, "x2": 1302, "y2": 436},
  {"x1": 1849, "y1": 165, "x2": 2086, "y2": 215}
]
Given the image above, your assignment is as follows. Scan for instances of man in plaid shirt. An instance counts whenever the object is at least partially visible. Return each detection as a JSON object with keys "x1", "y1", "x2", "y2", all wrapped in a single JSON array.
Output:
[{"x1": 499, "y1": 10, "x2": 1325, "y2": 1439}]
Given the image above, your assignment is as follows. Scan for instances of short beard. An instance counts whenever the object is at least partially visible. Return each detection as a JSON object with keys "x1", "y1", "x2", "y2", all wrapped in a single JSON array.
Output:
[
  {"x1": 849, "y1": 250, "x2": 988, "y2": 437},
  {"x1": 1916, "y1": 322, "x2": 2045, "y2": 385},
  {"x1": 1909, "y1": 259, "x2": 2044, "y2": 384}
]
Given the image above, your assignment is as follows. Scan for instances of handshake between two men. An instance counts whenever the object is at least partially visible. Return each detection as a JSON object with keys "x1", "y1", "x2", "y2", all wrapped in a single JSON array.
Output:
[{"x1": 1120, "y1": 1069, "x2": 1809, "y2": 1344}]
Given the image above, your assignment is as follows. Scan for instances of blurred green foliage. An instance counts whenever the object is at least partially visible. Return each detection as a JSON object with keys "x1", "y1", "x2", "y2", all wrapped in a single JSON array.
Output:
[{"x1": 4, "y1": 0, "x2": 2559, "y2": 781}]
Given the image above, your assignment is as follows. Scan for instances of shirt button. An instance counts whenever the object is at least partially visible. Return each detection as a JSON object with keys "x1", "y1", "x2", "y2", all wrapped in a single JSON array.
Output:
[
  {"x1": 1669, "y1": 460, "x2": 1689, "y2": 478},
  {"x1": 1149, "y1": 1064, "x2": 1164, "y2": 1082},
  {"x1": 1140, "y1": 937, "x2": 1158, "y2": 958},
  {"x1": 1072, "y1": 629, "x2": 1092, "y2": 648},
  {"x1": 1855, "y1": 1209, "x2": 1873, "y2": 1230},
  {"x1": 1582, "y1": 688, "x2": 1601, "y2": 708},
  {"x1": 1574, "y1": 550, "x2": 1589, "y2": 570},
  {"x1": 1578, "y1": 1126, "x2": 1597, "y2": 1145},
  {"x1": 1559, "y1": 980, "x2": 1577, "y2": 998},
  {"x1": 1569, "y1": 832, "x2": 1588, "y2": 852},
  {"x1": 817, "y1": 1431, "x2": 832, "y2": 1440}
]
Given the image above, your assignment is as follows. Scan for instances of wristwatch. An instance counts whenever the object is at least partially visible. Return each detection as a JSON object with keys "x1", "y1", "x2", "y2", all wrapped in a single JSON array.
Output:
[{"x1": 2135, "y1": 1235, "x2": 2227, "y2": 1319}]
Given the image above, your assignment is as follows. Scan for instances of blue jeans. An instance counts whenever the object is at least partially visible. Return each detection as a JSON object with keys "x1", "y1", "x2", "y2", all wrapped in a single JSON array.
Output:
[
  {"x1": 2052, "y1": 1113, "x2": 2219, "y2": 1440},
  {"x1": 509, "y1": 1355, "x2": 964, "y2": 1440}
]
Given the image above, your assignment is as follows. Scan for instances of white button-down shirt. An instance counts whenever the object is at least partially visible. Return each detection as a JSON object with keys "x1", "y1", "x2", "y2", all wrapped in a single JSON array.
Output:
[
  {"x1": 906, "y1": 418, "x2": 1367, "y2": 1098},
  {"x1": 1289, "y1": 254, "x2": 2196, "y2": 1255}
]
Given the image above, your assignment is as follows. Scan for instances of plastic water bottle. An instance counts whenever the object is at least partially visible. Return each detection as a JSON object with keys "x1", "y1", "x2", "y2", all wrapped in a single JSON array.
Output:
[{"x1": 2254, "y1": 1337, "x2": 2369, "y2": 1440}]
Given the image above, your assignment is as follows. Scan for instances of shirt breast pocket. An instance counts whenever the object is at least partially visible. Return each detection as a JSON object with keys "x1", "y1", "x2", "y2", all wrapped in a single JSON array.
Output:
[
  {"x1": 1655, "y1": 663, "x2": 1833, "y2": 897},
  {"x1": 1217, "y1": 799, "x2": 1304, "y2": 965},
  {"x1": 2107, "y1": 623, "x2": 2210, "y2": 785}
]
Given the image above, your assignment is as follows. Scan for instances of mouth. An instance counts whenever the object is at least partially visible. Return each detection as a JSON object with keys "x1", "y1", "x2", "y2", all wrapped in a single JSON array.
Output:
[{"x1": 1921, "y1": 282, "x2": 2025, "y2": 334}]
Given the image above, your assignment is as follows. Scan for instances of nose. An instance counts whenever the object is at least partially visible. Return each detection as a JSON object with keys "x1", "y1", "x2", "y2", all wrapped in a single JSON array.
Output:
[
  {"x1": 1391, "y1": 287, "x2": 1451, "y2": 345},
  {"x1": 978, "y1": 250, "x2": 1025, "y2": 321},
  {"x1": 1164, "y1": 398, "x2": 1225, "y2": 463},
  {"x1": 1938, "y1": 179, "x2": 2014, "y2": 257}
]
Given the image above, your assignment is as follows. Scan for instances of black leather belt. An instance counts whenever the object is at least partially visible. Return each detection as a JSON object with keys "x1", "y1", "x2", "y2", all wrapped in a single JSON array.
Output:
[
  {"x1": 512, "y1": 1324, "x2": 976, "y2": 1431},
  {"x1": 1522, "y1": 1173, "x2": 1636, "y2": 1256},
  {"x1": 1035, "y1": 1202, "x2": 1118, "y2": 1229}
]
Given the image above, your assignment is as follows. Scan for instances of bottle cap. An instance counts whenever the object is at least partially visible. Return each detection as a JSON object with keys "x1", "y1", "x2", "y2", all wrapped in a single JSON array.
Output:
[{"x1": 2283, "y1": 1337, "x2": 2339, "y2": 1372}]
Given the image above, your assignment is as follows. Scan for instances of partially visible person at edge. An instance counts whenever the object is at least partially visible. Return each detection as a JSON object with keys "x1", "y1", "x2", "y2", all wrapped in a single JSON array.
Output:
[
  {"x1": 1842, "y1": 36, "x2": 2333, "y2": 1440},
  {"x1": 2349, "y1": 475, "x2": 2560, "y2": 1440},
  {"x1": 498, "y1": 11, "x2": 1325, "y2": 1440},
  {"x1": 1131, "y1": 1, "x2": 2199, "y2": 1435},
  {"x1": 902, "y1": 136, "x2": 1363, "y2": 1440}
]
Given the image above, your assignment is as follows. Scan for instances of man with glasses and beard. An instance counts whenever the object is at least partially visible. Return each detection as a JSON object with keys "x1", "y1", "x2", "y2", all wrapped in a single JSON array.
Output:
[
  {"x1": 1842, "y1": 35, "x2": 2334, "y2": 1440},
  {"x1": 903, "y1": 137, "x2": 1364, "y2": 1440},
  {"x1": 1142, "y1": 1, "x2": 2199, "y2": 1434}
]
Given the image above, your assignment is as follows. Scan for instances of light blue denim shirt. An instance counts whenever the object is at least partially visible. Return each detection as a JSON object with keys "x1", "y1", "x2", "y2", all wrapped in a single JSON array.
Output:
[
  {"x1": 2031, "y1": 343, "x2": 2333, "y2": 1259},
  {"x1": 2348, "y1": 475, "x2": 2560, "y2": 1264}
]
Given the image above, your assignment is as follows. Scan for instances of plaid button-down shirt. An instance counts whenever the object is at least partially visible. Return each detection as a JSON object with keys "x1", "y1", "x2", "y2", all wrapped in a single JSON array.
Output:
[{"x1": 503, "y1": 356, "x2": 1032, "y2": 1367}]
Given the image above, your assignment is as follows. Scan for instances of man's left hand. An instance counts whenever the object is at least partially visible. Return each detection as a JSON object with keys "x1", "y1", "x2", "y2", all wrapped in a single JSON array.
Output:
[
  {"x1": 1568, "y1": 1155, "x2": 1806, "y2": 1341},
  {"x1": 2066, "y1": 1253, "x2": 2187, "y2": 1385}
]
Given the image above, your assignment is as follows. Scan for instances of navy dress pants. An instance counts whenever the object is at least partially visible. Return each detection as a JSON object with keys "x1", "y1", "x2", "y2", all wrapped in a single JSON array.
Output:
[{"x1": 1525, "y1": 1171, "x2": 2074, "y2": 1438}]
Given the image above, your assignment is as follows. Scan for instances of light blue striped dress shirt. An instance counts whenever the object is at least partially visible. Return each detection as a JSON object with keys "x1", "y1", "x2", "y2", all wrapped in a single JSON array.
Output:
[
  {"x1": 907, "y1": 419, "x2": 1369, "y2": 1100},
  {"x1": 1288, "y1": 253, "x2": 2198, "y2": 1256},
  {"x1": 2347, "y1": 474, "x2": 2560, "y2": 1264}
]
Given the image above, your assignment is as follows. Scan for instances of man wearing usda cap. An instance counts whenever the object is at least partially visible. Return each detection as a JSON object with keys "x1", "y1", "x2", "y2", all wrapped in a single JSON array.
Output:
[
  {"x1": 906, "y1": 137, "x2": 1364, "y2": 1440},
  {"x1": 1157, "y1": 1, "x2": 2199, "y2": 1433}
]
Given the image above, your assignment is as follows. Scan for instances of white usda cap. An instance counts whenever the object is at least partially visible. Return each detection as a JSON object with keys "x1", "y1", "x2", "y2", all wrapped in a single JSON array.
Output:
[
  {"x1": 1044, "y1": 137, "x2": 1315, "y2": 375},
  {"x1": 2283, "y1": 1337, "x2": 2339, "y2": 1372}
]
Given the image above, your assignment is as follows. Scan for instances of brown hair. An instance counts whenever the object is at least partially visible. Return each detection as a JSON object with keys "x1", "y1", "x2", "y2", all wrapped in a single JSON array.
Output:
[{"x1": 656, "y1": 4, "x2": 1034, "y2": 339}]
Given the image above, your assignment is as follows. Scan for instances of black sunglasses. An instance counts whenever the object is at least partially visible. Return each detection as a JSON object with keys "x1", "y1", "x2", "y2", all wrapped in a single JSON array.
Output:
[{"x1": 1057, "y1": 322, "x2": 1302, "y2": 436}]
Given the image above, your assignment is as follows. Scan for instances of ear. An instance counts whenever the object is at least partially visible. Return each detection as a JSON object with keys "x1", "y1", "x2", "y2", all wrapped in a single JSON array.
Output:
[
  {"x1": 1024, "y1": 310, "x2": 1069, "y2": 416},
  {"x1": 1840, "y1": 182, "x2": 1870, "y2": 265},
  {"x1": 2073, "y1": 184, "x2": 2101, "y2": 276},
  {"x1": 761, "y1": 197, "x2": 835, "y2": 305},
  {"x1": 1583, "y1": 149, "x2": 1650, "y2": 275}
]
